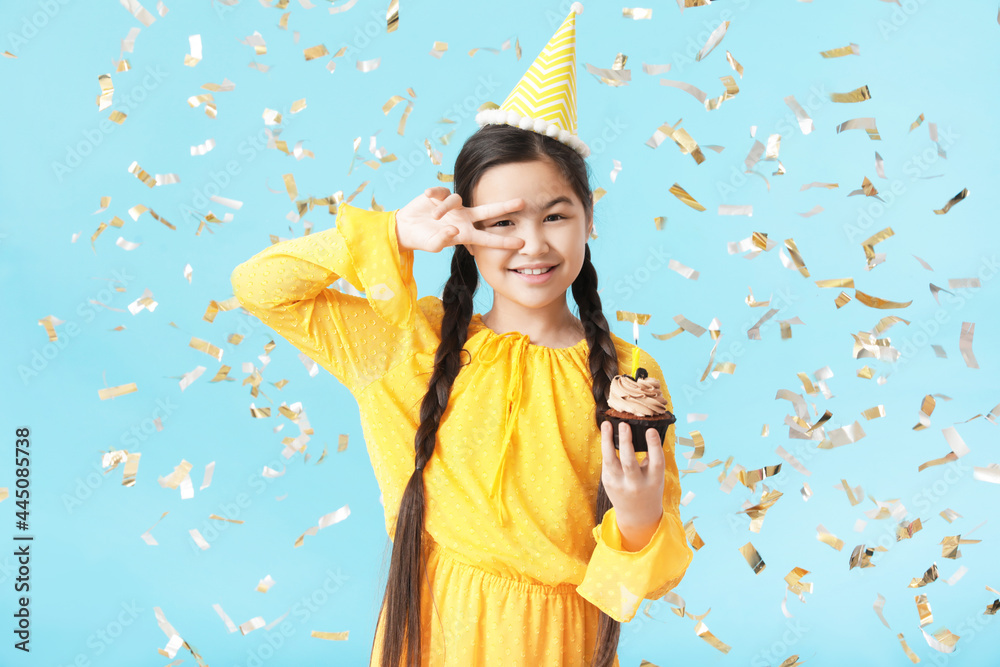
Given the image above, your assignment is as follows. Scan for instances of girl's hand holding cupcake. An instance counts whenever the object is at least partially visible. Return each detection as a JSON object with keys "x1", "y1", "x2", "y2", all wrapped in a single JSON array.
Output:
[
  {"x1": 600, "y1": 420, "x2": 665, "y2": 551},
  {"x1": 395, "y1": 187, "x2": 528, "y2": 254}
]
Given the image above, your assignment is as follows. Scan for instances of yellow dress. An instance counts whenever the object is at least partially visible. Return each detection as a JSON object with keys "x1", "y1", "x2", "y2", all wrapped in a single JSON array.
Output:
[{"x1": 231, "y1": 203, "x2": 693, "y2": 666}]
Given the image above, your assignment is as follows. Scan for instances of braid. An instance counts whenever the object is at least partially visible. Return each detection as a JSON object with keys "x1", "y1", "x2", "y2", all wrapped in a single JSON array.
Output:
[
  {"x1": 573, "y1": 243, "x2": 623, "y2": 667},
  {"x1": 371, "y1": 244, "x2": 478, "y2": 667}
]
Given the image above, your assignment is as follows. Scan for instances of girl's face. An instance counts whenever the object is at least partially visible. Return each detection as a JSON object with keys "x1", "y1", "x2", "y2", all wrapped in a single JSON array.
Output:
[{"x1": 467, "y1": 159, "x2": 593, "y2": 312}]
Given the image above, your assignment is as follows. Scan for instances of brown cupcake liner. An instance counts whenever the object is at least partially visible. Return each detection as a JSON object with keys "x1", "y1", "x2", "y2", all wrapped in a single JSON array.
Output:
[{"x1": 600, "y1": 409, "x2": 676, "y2": 452}]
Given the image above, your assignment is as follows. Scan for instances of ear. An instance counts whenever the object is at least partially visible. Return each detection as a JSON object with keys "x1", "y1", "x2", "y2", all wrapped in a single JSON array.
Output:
[{"x1": 585, "y1": 214, "x2": 594, "y2": 239}]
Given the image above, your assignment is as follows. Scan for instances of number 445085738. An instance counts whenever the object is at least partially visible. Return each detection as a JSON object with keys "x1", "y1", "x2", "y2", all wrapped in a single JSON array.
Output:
[{"x1": 15, "y1": 427, "x2": 30, "y2": 529}]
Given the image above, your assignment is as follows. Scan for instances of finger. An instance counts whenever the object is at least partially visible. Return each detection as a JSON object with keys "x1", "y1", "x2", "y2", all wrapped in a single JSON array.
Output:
[
  {"x1": 618, "y1": 422, "x2": 639, "y2": 476},
  {"x1": 435, "y1": 226, "x2": 459, "y2": 249},
  {"x1": 468, "y1": 229, "x2": 526, "y2": 250},
  {"x1": 600, "y1": 421, "x2": 622, "y2": 477},
  {"x1": 433, "y1": 193, "x2": 462, "y2": 219},
  {"x1": 424, "y1": 186, "x2": 451, "y2": 201},
  {"x1": 468, "y1": 197, "x2": 524, "y2": 223},
  {"x1": 646, "y1": 427, "x2": 665, "y2": 474}
]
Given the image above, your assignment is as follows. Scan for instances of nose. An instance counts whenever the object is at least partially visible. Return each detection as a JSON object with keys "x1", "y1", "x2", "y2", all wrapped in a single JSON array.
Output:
[{"x1": 515, "y1": 223, "x2": 550, "y2": 256}]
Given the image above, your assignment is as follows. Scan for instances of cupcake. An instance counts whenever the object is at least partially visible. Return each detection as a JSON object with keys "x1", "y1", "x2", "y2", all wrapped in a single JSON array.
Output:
[{"x1": 601, "y1": 367, "x2": 676, "y2": 452}]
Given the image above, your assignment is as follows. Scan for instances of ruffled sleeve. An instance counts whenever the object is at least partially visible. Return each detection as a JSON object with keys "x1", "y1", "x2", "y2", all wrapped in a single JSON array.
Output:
[
  {"x1": 576, "y1": 353, "x2": 694, "y2": 623},
  {"x1": 230, "y1": 203, "x2": 429, "y2": 394}
]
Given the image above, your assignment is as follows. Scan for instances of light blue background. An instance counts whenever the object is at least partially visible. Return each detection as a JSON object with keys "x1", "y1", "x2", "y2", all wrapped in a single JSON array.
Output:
[{"x1": 2, "y1": 0, "x2": 999, "y2": 665}]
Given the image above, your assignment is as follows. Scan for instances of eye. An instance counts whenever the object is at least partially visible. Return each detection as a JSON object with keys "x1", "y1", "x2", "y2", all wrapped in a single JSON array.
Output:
[{"x1": 489, "y1": 214, "x2": 564, "y2": 227}]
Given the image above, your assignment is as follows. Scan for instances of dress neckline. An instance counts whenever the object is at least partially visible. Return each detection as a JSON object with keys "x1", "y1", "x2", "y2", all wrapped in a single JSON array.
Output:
[{"x1": 470, "y1": 313, "x2": 589, "y2": 352}]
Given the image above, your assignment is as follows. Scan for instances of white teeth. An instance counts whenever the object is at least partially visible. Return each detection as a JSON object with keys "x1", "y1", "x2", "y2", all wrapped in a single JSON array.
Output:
[{"x1": 515, "y1": 267, "x2": 552, "y2": 275}]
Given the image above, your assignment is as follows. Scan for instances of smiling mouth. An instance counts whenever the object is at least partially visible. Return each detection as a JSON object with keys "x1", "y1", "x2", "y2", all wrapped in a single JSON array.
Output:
[{"x1": 510, "y1": 265, "x2": 557, "y2": 275}]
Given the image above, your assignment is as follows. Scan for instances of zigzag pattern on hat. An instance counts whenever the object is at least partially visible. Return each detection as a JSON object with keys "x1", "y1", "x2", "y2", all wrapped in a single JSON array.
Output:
[{"x1": 475, "y1": 3, "x2": 590, "y2": 158}]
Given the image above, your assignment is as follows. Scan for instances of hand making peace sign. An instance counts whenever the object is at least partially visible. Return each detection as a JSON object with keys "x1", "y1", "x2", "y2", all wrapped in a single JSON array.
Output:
[{"x1": 395, "y1": 187, "x2": 527, "y2": 254}]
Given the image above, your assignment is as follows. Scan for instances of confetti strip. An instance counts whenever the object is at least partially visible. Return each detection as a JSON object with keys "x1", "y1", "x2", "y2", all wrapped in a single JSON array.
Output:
[
  {"x1": 933, "y1": 188, "x2": 969, "y2": 214},
  {"x1": 784, "y1": 96, "x2": 814, "y2": 134},
  {"x1": 694, "y1": 620, "x2": 731, "y2": 654},
  {"x1": 668, "y1": 183, "x2": 706, "y2": 211},
  {"x1": 959, "y1": 321, "x2": 978, "y2": 368},
  {"x1": 184, "y1": 34, "x2": 201, "y2": 66},
  {"x1": 256, "y1": 575, "x2": 276, "y2": 593},
  {"x1": 213, "y1": 604, "x2": 239, "y2": 633},
  {"x1": 836, "y1": 117, "x2": 881, "y2": 140},
  {"x1": 98, "y1": 382, "x2": 138, "y2": 400},
  {"x1": 830, "y1": 85, "x2": 871, "y2": 103},
  {"x1": 696, "y1": 20, "x2": 730, "y2": 61},
  {"x1": 820, "y1": 43, "x2": 860, "y2": 58},
  {"x1": 739, "y1": 541, "x2": 766, "y2": 574},
  {"x1": 874, "y1": 594, "x2": 891, "y2": 629}
]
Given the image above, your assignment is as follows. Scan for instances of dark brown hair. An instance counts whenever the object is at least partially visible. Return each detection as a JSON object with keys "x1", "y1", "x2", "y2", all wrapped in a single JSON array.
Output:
[{"x1": 371, "y1": 122, "x2": 621, "y2": 666}]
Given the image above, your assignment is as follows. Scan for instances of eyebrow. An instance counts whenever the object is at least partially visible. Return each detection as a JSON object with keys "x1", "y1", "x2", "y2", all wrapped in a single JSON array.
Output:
[
  {"x1": 497, "y1": 196, "x2": 572, "y2": 216},
  {"x1": 539, "y1": 196, "x2": 572, "y2": 210}
]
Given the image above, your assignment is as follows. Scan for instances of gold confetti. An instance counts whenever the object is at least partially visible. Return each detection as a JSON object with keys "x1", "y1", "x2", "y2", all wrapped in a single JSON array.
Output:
[
  {"x1": 158, "y1": 460, "x2": 192, "y2": 491},
  {"x1": 669, "y1": 183, "x2": 706, "y2": 211},
  {"x1": 785, "y1": 567, "x2": 813, "y2": 597},
  {"x1": 648, "y1": 120, "x2": 705, "y2": 164},
  {"x1": 830, "y1": 85, "x2": 872, "y2": 103},
  {"x1": 921, "y1": 626, "x2": 960, "y2": 653},
  {"x1": 127, "y1": 160, "x2": 156, "y2": 188},
  {"x1": 304, "y1": 44, "x2": 329, "y2": 61},
  {"x1": 820, "y1": 43, "x2": 860, "y2": 58},
  {"x1": 96, "y1": 73, "x2": 114, "y2": 110},
  {"x1": 940, "y1": 508, "x2": 962, "y2": 523},
  {"x1": 850, "y1": 544, "x2": 876, "y2": 569},
  {"x1": 933, "y1": 188, "x2": 969, "y2": 214},
  {"x1": 908, "y1": 563, "x2": 939, "y2": 588},
  {"x1": 684, "y1": 517, "x2": 705, "y2": 550},
  {"x1": 836, "y1": 117, "x2": 881, "y2": 140},
  {"x1": 725, "y1": 50, "x2": 743, "y2": 77},
  {"x1": 189, "y1": 337, "x2": 223, "y2": 361},
  {"x1": 861, "y1": 405, "x2": 885, "y2": 420},
  {"x1": 312, "y1": 631, "x2": 350, "y2": 640},
  {"x1": 897, "y1": 633, "x2": 920, "y2": 663},
  {"x1": 615, "y1": 311, "x2": 651, "y2": 325},
  {"x1": 840, "y1": 479, "x2": 864, "y2": 506},
  {"x1": 184, "y1": 34, "x2": 202, "y2": 66},
  {"x1": 855, "y1": 290, "x2": 912, "y2": 309},
  {"x1": 98, "y1": 382, "x2": 138, "y2": 400},
  {"x1": 386, "y1": 0, "x2": 398, "y2": 32},
  {"x1": 739, "y1": 541, "x2": 766, "y2": 574},
  {"x1": 282, "y1": 173, "x2": 297, "y2": 200},
  {"x1": 739, "y1": 487, "x2": 782, "y2": 532},
  {"x1": 781, "y1": 238, "x2": 810, "y2": 278},
  {"x1": 816, "y1": 525, "x2": 844, "y2": 551},
  {"x1": 622, "y1": 7, "x2": 653, "y2": 19},
  {"x1": 256, "y1": 575, "x2": 276, "y2": 593},
  {"x1": 694, "y1": 620, "x2": 731, "y2": 654},
  {"x1": 940, "y1": 534, "x2": 980, "y2": 559}
]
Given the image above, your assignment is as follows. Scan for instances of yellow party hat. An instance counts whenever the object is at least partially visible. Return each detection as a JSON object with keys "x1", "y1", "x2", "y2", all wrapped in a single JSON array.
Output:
[{"x1": 475, "y1": 2, "x2": 590, "y2": 158}]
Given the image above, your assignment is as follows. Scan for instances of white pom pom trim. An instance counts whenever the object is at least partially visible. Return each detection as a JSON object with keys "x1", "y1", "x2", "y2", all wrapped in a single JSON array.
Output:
[
  {"x1": 571, "y1": 2, "x2": 583, "y2": 15},
  {"x1": 475, "y1": 108, "x2": 591, "y2": 158}
]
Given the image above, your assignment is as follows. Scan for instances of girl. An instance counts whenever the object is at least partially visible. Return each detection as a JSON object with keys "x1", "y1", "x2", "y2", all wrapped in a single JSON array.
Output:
[
  {"x1": 230, "y1": 6, "x2": 691, "y2": 664},
  {"x1": 230, "y1": 123, "x2": 692, "y2": 666}
]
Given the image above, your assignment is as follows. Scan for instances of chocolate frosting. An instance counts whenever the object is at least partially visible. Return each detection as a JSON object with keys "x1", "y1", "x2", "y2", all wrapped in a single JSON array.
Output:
[{"x1": 607, "y1": 368, "x2": 668, "y2": 417}]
